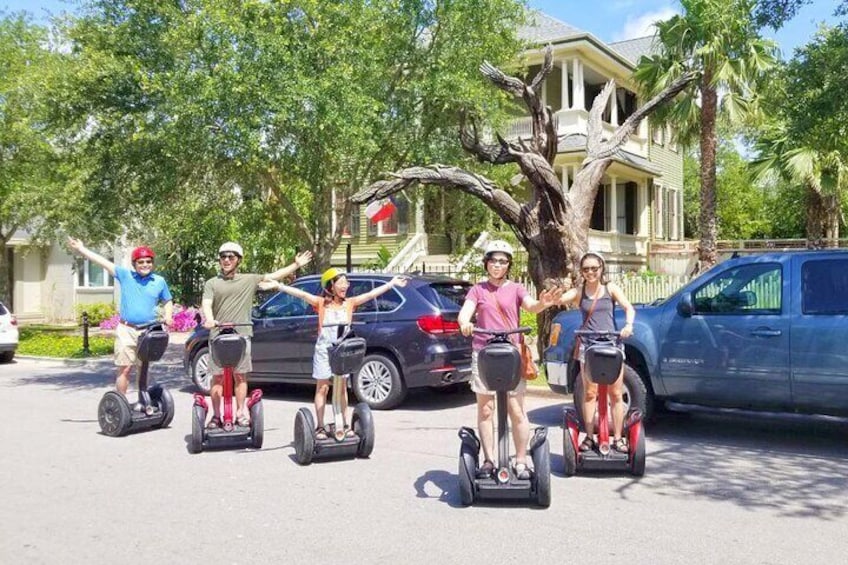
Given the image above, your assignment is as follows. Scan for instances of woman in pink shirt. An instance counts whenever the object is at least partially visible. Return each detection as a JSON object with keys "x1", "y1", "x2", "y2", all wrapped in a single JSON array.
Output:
[{"x1": 457, "y1": 240, "x2": 561, "y2": 480}]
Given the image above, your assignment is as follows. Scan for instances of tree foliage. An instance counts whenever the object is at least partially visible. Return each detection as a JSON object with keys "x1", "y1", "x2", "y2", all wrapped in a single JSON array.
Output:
[
  {"x1": 0, "y1": 13, "x2": 72, "y2": 304},
  {"x1": 55, "y1": 0, "x2": 527, "y2": 277},
  {"x1": 635, "y1": 0, "x2": 778, "y2": 270}
]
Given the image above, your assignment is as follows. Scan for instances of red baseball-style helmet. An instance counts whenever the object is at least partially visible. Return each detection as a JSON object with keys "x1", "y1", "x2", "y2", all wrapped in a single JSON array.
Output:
[{"x1": 131, "y1": 246, "x2": 155, "y2": 262}]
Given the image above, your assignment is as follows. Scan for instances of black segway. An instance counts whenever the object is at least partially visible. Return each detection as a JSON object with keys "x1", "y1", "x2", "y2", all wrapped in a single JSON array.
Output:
[
  {"x1": 562, "y1": 329, "x2": 646, "y2": 476},
  {"x1": 457, "y1": 326, "x2": 551, "y2": 508},
  {"x1": 294, "y1": 322, "x2": 374, "y2": 465},
  {"x1": 98, "y1": 322, "x2": 175, "y2": 437},
  {"x1": 189, "y1": 323, "x2": 263, "y2": 453}
]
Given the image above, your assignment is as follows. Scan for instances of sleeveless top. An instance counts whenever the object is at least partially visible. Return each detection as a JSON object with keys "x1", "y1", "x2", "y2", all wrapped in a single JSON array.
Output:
[{"x1": 579, "y1": 284, "x2": 616, "y2": 332}]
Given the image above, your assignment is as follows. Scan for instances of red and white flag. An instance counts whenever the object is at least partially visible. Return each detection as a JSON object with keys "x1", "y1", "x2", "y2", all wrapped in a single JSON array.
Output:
[{"x1": 365, "y1": 196, "x2": 397, "y2": 223}]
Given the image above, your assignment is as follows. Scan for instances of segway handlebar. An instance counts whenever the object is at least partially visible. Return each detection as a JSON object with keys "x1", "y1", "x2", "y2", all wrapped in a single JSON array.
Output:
[
  {"x1": 574, "y1": 329, "x2": 622, "y2": 340},
  {"x1": 472, "y1": 326, "x2": 532, "y2": 337}
]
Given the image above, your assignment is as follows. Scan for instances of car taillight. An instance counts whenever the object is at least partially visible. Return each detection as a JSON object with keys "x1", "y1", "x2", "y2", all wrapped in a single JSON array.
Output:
[
  {"x1": 10, "y1": 316, "x2": 17, "y2": 326},
  {"x1": 417, "y1": 314, "x2": 460, "y2": 335}
]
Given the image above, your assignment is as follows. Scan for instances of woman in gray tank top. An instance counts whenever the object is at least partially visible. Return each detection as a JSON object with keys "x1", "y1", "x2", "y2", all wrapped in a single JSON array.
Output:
[{"x1": 557, "y1": 252, "x2": 636, "y2": 454}]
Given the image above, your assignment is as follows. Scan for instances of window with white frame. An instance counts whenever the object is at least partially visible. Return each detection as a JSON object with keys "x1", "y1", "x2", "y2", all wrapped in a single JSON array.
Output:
[
  {"x1": 651, "y1": 123, "x2": 664, "y2": 146},
  {"x1": 653, "y1": 182, "x2": 664, "y2": 239},
  {"x1": 666, "y1": 125, "x2": 678, "y2": 152},
  {"x1": 75, "y1": 258, "x2": 114, "y2": 288}
]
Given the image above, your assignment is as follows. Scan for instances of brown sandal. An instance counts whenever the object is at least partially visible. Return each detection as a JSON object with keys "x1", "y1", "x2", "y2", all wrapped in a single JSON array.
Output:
[
  {"x1": 612, "y1": 437, "x2": 629, "y2": 453},
  {"x1": 315, "y1": 426, "x2": 329, "y2": 440},
  {"x1": 579, "y1": 436, "x2": 597, "y2": 452}
]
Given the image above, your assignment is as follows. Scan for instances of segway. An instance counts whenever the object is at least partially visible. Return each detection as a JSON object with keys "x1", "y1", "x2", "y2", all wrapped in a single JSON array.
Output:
[
  {"x1": 294, "y1": 322, "x2": 374, "y2": 465},
  {"x1": 561, "y1": 329, "x2": 646, "y2": 476},
  {"x1": 189, "y1": 323, "x2": 263, "y2": 453},
  {"x1": 457, "y1": 327, "x2": 551, "y2": 508},
  {"x1": 98, "y1": 322, "x2": 175, "y2": 437}
]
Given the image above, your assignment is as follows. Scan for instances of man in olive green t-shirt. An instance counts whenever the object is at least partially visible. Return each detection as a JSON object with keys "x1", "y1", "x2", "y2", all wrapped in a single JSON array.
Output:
[{"x1": 202, "y1": 241, "x2": 312, "y2": 429}]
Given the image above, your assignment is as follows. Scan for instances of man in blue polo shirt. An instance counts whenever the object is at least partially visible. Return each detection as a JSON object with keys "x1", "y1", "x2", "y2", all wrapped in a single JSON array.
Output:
[{"x1": 68, "y1": 237, "x2": 174, "y2": 399}]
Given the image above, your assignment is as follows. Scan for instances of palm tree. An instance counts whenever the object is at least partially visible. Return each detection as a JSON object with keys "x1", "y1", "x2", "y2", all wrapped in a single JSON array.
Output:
[
  {"x1": 751, "y1": 131, "x2": 846, "y2": 247},
  {"x1": 634, "y1": 0, "x2": 778, "y2": 270}
]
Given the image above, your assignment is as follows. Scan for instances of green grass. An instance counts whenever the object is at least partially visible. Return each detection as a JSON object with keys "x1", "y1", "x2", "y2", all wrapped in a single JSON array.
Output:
[{"x1": 18, "y1": 327, "x2": 113, "y2": 358}]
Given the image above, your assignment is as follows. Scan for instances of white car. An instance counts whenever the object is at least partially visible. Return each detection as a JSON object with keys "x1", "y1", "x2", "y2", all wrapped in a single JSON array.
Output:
[{"x1": 0, "y1": 301, "x2": 18, "y2": 363}]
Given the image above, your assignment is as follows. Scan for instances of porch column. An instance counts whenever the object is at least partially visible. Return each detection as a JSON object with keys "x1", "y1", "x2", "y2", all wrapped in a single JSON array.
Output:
[
  {"x1": 610, "y1": 83, "x2": 618, "y2": 126},
  {"x1": 638, "y1": 180, "x2": 649, "y2": 236},
  {"x1": 561, "y1": 166, "x2": 570, "y2": 192},
  {"x1": 561, "y1": 58, "x2": 570, "y2": 111},
  {"x1": 572, "y1": 58, "x2": 584, "y2": 110},
  {"x1": 415, "y1": 194, "x2": 425, "y2": 233},
  {"x1": 609, "y1": 175, "x2": 618, "y2": 233}
]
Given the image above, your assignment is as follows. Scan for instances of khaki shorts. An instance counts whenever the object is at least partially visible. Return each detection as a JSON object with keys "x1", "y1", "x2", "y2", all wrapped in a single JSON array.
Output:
[
  {"x1": 114, "y1": 323, "x2": 142, "y2": 367},
  {"x1": 207, "y1": 337, "x2": 253, "y2": 376},
  {"x1": 469, "y1": 350, "x2": 526, "y2": 397}
]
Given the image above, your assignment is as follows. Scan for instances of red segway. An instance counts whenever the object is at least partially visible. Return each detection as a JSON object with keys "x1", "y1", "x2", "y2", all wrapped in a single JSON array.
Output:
[
  {"x1": 189, "y1": 323, "x2": 263, "y2": 453},
  {"x1": 562, "y1": 329, "x2": 645, "y2": 476}
]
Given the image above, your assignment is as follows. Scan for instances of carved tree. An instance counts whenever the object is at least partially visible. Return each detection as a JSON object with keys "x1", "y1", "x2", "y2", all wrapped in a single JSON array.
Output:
[{"x1": 353, "y1": 46, "x2": 696, "y2": 342}]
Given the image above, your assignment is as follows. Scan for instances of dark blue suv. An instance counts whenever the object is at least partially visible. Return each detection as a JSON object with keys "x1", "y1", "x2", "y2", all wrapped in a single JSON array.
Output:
[{"x1": 184, "y1": 273, "x2": 472, "y2": 409}]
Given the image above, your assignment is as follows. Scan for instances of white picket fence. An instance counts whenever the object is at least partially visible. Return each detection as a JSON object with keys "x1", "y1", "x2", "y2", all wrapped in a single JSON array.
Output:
[{"x1": 516, "y1": 273, "x2": 688, "y2": 305}]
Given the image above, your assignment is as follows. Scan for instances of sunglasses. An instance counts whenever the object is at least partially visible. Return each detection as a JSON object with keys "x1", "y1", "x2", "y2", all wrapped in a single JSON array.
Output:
[
  {"x1": 581, "y1": 266, "x2": 601, "y2": 273},
  {"x1": 134, "y1": 259, "x2": 153, "y2": 265},
  {"x1": 488, "y1": 259, "x2": 510, "y2": 266},
  {"x1": 219, "y1": 253, "x2": 239, "y2": 260}
]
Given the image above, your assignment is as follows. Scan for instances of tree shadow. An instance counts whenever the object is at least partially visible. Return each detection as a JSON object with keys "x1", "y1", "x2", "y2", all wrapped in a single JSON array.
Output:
[{"x1": 529, "y1": 400, "x2": 848, "y2": 520}]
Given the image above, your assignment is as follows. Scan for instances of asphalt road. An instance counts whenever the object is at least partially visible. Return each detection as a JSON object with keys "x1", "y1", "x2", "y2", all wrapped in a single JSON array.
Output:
[{"x1": 2, "y1": 355, "x2": 847, "y2": 565}]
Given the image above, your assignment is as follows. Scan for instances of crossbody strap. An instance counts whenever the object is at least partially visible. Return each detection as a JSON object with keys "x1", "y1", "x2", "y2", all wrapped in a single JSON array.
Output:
[{"x1": 488, "y1": 286, "x2": 522, "y2": 346}]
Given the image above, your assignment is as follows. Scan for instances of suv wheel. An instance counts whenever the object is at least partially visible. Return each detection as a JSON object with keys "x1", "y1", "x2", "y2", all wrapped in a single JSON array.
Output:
[
  {"x1": 191, "y1": 347, "x2": 212, "y2": 395},
  {"x1": 352, "y1": 353, "x2": 407, "y2": 410}
]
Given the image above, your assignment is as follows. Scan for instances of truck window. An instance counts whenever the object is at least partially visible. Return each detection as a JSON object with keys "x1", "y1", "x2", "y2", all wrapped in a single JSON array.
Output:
[
  {"x1": 802, "y1": 259, "x2": 848, "y2": 314},
  {"x1": 693, "y1": 263, "x2": 782, "y2": 314}
]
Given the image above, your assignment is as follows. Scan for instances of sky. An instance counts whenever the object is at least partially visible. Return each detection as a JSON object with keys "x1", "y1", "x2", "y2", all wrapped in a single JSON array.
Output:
[{"x1": 1, "y1": 0, "x2": 843, "y2": 59}]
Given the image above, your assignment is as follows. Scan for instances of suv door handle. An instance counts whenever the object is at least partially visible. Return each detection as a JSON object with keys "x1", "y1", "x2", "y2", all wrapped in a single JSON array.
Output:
[{"x1": 750, "y1": 328, "x2": 782, "y2": 337}]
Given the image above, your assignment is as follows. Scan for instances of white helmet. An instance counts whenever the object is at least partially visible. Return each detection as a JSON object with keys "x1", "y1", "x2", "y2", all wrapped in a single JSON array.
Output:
[
  {"x1": 580, "y1": 250, "x2": 605, "y2": 267},
  {"x1": 483, "y1": 240, "x2": 514, "y2": 259},
  {"x1": 218, "y1": 241, "x2": 244, "y2": 257}
]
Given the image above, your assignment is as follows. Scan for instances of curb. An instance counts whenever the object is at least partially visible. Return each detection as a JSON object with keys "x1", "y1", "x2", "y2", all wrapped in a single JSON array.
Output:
[{"x1": 17, "y1": 355, "x2": 185, "y2": 373}]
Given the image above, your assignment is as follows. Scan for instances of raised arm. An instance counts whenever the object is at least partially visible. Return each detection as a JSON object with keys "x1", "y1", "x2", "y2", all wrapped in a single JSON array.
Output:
[
  {"x1": 262, "y1": 251, "x2": 313, "y2": 282},
  {"x1": 67, "y1": 237, "x2": 116, "y2": 277},
  {"x1": 349, "y1": 276, "x2": 408, "y2": 308},
  {"x1": 268, "y1": 281, "x2": 321, "y2": 307},
  {"x1": 557, "y1": 287, "x2": 581, "y2": 309},
  {"x1": 522, "y1": 286, "x2": 564, "y2": 314}
]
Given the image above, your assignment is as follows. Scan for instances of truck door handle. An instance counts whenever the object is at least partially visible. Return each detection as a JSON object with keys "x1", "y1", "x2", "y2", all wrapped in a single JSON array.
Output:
[{"x1": 750, "y1": 328, "x2": 781, "y2": 337}]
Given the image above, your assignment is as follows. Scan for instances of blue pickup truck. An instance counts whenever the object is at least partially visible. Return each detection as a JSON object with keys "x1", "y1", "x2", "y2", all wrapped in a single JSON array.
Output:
[{"x1": 544, "y1": 250, "x2": 848, "y2": 420}]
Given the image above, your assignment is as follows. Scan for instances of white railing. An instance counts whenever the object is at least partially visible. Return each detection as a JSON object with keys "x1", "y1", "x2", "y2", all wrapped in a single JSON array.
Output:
[
  {"x1": 452, "y1": 231, "x2": 490, "y2": 275},
  {"x1": 383, "y1": 233, "x2": 427, "y2": 273},
  {"x1": 615, "y1": 275, "x2": 688, "y2": 305}
]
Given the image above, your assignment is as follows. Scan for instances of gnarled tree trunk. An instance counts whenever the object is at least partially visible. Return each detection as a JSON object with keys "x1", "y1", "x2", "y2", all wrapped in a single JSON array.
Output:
[{"x1": 353, "y1": 46, "x2": 696, "y2": 347}]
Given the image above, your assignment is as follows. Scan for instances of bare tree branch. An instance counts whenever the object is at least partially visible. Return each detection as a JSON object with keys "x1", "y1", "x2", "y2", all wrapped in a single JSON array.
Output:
[
  {"x1": 459, "y1": 113, "x2": 519, "y2": 164},
  {"x1": 528, "y1": 47, "x2": 553, "y2": 93},
  {"x1": 588, "y1": 71, "x2": 698, "y2": 162},
  {"x1": 352, "y1": 165, "x2": 523, "y2": 226}
]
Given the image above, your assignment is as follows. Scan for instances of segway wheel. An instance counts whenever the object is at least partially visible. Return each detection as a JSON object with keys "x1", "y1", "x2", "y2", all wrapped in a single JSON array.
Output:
[
  {"x1": 531, "y1": 437, "x2": 552, "y2": 508},
  {"x1": 458, "y1": 442, "x2": 477, "y2": 507},
  {"x1": 352, "y1": 403, "x2": 375, "y2": 458},
  {"x1": 189, "y1": 404, "x2": 206, "y2": 454},
  {"x1": 562, "y1": 426, "x2": 577, "y2": 477},
  {"x1": 294, "y1": 408, "x2": 316, "y2": 466},
  {"x1": 629, "y1": 421, "x2": 646, "y2": 477},
  {"x1": 249, "y1": 401, "x2": 264, "y2": 449},
  {"x1": 150, "y1": 385, "x2": 175, "y2": 429},
  {"x1": 98, "y1": 391, "x2": 132, "y2": 437}
]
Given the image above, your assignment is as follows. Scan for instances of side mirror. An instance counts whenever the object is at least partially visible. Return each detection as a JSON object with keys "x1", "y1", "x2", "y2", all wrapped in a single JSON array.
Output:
[
  {"x1": 251, "y1": 306, "x2": 262, "y2": 319},
  {"x1": 677, "y1": 292, "x2": 694, "y2": 317}
]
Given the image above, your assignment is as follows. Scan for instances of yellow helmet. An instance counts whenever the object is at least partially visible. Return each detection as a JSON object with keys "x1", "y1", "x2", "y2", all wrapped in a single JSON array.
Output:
[{"x1": 321, "y1": 267, "x2": 345, "y2": 289}]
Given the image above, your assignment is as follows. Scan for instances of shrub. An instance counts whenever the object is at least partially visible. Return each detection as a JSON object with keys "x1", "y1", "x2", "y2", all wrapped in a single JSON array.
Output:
[{"x1": 75, "y1": 302, "x2": 117, "y2": 326}]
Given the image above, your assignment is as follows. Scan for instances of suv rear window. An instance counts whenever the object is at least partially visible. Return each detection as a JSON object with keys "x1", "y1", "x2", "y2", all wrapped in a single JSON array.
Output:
[
  {"x1": 0, "y1": 303, "x2": 7, "y2": 315},
  {"x1": 418, "y1": 282, "x2": 471, "y2": 310}
]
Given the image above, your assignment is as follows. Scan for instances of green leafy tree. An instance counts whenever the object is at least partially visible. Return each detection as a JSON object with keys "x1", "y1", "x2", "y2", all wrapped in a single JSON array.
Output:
[
  {"x1": 0, "y1": 14, "x2": 71, "y2": 304},
  {"x1": 54, "y1": 0, "x2": 528, "y2": 272},
  {"x1": 635, "y1": 0, "x2": 778, "y2": 270}
]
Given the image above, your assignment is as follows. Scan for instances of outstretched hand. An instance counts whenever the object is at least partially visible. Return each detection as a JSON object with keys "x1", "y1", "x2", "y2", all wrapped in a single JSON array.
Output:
[
  {"x1": 67, "y1": 236, "x2": 85, "y2": 253},
  {"x1": 539, "y1": 286, "x2": 564, "y2": 307},
  {"x1": 295, "y1": 251, "x2": 313, "y2": 268},
  {"x1": 391, "y1": 275, "x2": 409, "y2": 288}
]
